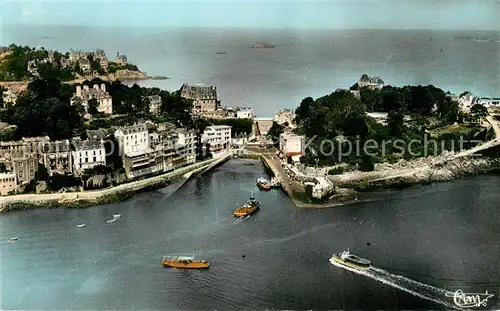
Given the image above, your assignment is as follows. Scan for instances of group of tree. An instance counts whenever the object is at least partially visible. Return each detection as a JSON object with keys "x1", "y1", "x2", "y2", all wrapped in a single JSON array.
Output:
[
  {"x1": 294, "y1": 84, "x2": 487, "y2": 171},
  {"x1": 0, "y1": 78, "x2": 85, "y2": 140}
]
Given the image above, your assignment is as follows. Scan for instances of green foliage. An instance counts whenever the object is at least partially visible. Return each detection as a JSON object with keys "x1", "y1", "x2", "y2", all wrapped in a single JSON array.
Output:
[
  {"x1": 0, "y1": 162, "x2": 6, "y2": 173},
  {"x1": 87, "y1": 98, "x2": 99, "y2": 116},
  {"x1": 107, "y1": 62, "x2": 139, "y2": 74},
  {"x1": 36, "y1": 163, "x2": 49, "y2": 181},
  {"x1": 0, "y1": 45, "x2": 75, "y2": 81},
  {"x1": 266, "y1": 121, "x2": 284, "y2": 145},
  {"x1": 47, "y1": 173, "x2": 82, "y2": 191},
  {"x1": 470, "y1": 104, "x2": 489, "y2": 122},
  {"x1": 0, "y1": 78, "x2": 85, "y2": 140}
]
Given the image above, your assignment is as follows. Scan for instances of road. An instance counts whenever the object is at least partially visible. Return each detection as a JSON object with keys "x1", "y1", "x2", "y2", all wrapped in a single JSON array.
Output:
[{"x1": 450, "y1": 115, "x2": 500, "y2": 159}]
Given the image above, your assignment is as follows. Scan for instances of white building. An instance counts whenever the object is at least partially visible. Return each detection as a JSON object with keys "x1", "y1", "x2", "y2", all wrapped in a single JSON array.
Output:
[
  {"x1": 71, "y1": 84, "x2": 113, "y2": 116},
  {"x1": 202, "y1": 125, "x2": 232, "y2": 152},
  {"x1": 279, "y1": 132, "x2": 305, "y2": 160},
  {"x1": 2, "y1": 89, "x2": 18, "y2": 107},
  {"x1": 144, "y1": 95, "x2": 162, "y2": 114},
  {"x1": 458, "y1": 93, "x2": 475, "y2": 110},
  {"x1": 274, "y1": 109, "x2": 296, "y2": 127},
  {"x1": 177, "y1": 128, "x2": 197, "y2": 165},
  {"x1": 114, "y1": 124, "x2": 149, "y2": 156},
  {"x1": 71, "y1": 139, "x2": 106, "y2": 173},
  {"x1": 0, "y1": 172, "x2": 17, "y2": 196},
  {"x1": 236, "y1": 108, "x2": 254, "y2": 119},
  {"x1": 476, "y1": 97, "x2": 500, "y2": 108}
]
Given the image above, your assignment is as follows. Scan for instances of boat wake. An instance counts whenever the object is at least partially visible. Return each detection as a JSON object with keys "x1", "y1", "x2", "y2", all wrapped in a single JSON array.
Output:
[
  {"x1": 329, "y1": 258, "x2": 465, "y2": 310},
  {"x1": 232, "y1": 215, "x2": 251, "y2": 223}
]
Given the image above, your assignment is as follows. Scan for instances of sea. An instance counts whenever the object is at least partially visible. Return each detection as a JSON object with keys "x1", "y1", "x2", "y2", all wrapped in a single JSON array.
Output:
[
  {"x1": 1, "y1": 159, "x2": 500, "y2": 310},
  {"x1": 1, "y1": 25, "x2": 499, "y2": 117}
]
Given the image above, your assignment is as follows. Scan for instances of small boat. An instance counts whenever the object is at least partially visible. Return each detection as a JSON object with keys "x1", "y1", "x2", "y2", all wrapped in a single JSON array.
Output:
[
  {"x1": 113, "y1": 214, "x2": 121, "y2": 218},
  {"x1": 162, "y1": 255, "x2": 209, "y2": 269},
  {"x1": 8, "y1": 237, "x2": 18, "y2": 241},
  {"x1": 76, "y1": 224, "x2": 86, "y2": 228},
  {"x1": 233, "y1": 194, "x2": 260, "y2": 217},
  {"x1": 256, "y1": 177, "x2": 272, "y2": 190},
  {"x1": 106, "y1": 218, "x2": 117, "y2": 224},
  {"x1": 330, "y1": 249, "x2": 371, "y2": 270}
]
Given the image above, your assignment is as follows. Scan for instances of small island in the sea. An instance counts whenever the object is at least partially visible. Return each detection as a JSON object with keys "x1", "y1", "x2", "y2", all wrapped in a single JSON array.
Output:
[{"x1": 251, "y1": 42, "x2": 276, "y2": 49}]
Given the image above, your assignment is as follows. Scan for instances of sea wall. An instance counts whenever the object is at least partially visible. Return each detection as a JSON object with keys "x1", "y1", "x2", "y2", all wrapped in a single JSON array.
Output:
[{"x1": 0, "y1": 155, "x2": 230, "y2": 212}]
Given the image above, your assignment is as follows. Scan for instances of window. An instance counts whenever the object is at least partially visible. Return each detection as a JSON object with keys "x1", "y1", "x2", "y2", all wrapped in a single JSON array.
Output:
[
  {"x1": 85, "y1": 158, "x2": 88, "y2": 163},
  {"x1": 93, "y1": 150, "x2": 96, "y2": 156},
  {"x1": 93, "y1": 157, "x2": 96, "y2": 162},
  {"x1": 85, "y1": 151, "x2": 88, "y2": 156},
  {"x1": 18, "y1": 171, "x2": 23, "y2": 178},
  {"x1": 29, "y1": 160, "x2": 35, "y2": 166},
  {"x1": 29, "y1": 169, "x2": 34, "y2": 177},
  {"x1": 18, "y1": 162, "x2": 23, "y2": 168},
  {"x1": 100, "y1": 150, "x2": 102, "y2": 155}
]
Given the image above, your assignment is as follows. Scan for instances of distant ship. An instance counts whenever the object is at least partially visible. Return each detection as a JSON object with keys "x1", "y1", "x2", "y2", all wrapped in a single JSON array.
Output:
[
  {"x1": 233, "y1": 194, "x2": 260, "y2": 217},
  {"x1": 330, "y1": 249, "x2": 371, "y2": 270}
]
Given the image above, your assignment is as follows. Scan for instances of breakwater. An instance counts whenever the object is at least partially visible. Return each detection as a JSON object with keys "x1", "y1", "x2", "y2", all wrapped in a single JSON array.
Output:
[{"x1": 0, "y1": 154, "x2": 230, "y2": 212}]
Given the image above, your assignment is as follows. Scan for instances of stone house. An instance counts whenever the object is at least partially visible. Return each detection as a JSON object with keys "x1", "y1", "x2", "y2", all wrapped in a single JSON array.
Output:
[
  {"x1": 71, "y1": 84, "x2": 113, "y2": 115},
  {"x1": 180, "y1": 83, "x2": 220, "y2": 114}
]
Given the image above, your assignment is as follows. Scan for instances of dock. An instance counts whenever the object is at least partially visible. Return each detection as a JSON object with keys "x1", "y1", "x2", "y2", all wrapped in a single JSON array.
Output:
[{"x1": 260, "y1": 153, "x2": 309, "y2": 204}]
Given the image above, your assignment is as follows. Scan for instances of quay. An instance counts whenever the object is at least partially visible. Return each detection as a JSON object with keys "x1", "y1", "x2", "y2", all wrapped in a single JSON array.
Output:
[{"x1": 0, "y1": 153, "x2": 231, "y2": 212}]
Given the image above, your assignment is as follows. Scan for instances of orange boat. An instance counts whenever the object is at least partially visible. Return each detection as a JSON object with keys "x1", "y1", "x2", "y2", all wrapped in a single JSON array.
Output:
[
  {"x1": 162, "y1": 255, "x2": 209, "y2": 269},
  {"x1": 233, "y1": 194, "x2": 260, "y2": 217}
]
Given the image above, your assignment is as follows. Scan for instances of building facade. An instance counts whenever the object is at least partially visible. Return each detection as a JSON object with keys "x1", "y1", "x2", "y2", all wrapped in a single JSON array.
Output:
[
  {"x1": 180, "y1": 83, "x2": 220, "y2": 114},
  {"x1": 177, "y1": 128, "x2": 197, "y2": 165},
  {"x1": 71, "y1": 84, "x2": 113, "y2": 115},
  {"x1": 279, "y1": 132, "x2": 305, "y2": 159},
  {"x1": 274, "y1": 109, "x2": 296, "y2": 127},
  {"x1": 41, "y1": 140, "x2": 73, "y2": 175},
  {"x1": 2, "y1": 89, "x2": 18, "y2": 107},
  {"x1": 0, "y1": 173, "x2": 17, "y2": 196},
  {"x1": 202, "y1": 125, "x2": 232, "y2": 152},
  {"x1": 144, "y1": 95, "x2": 162, "y2": 114},
  {"x1": 71, "y1": 139, "x2": 106, "y2": 173},
  {"x1": 114, "y1": 124, "x2": 149, "y2": 156}
]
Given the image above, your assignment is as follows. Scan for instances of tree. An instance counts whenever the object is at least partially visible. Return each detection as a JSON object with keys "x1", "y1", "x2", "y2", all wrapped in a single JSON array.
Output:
[
  {"x1": 387, "y1": 110, "x2": 405, "y2": 137},
  {"x1": 36, "y1": 163, "x2": 49, "y2": 181},
  {"x1": 470, "y1": 104, "x2": 489, "y2": 122},
  {"x1": 294, "y1": 97, "x2": 314, "y2": 124},
  {"x1": 87, "y1": 98, "x2": 99, "y2": 116},
  {"x1": 266, "y1": 121, "x2": 284, "y2": 146}
]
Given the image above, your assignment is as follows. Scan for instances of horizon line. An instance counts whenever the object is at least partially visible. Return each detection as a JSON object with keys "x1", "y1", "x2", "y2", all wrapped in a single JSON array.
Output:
[{"x1": 3, "y1": 24, "x2": 500, "y2": 32}]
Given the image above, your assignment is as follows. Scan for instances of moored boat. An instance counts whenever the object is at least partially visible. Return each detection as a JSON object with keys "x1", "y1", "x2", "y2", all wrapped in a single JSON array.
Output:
[
  {"x1": 234, "y1": 194, "x2": 260, "y2": 217},
  {"x1": 113, "y1": 214, "x2": 121, "y2": 218},
  {"x1": 106, "y1": 218, "x2": 117, "y2": 224},
  {"x1": 162, "y1": 255, "x2": 209, "y2": 269},
  {"x1": 256, "y1": 177, "x2": 272, "y2": 190},
  {"x1": 330, "y1": 249, "x2": 371, "y2": 270},
  {"x1": 8, "y1": 237, "x2": 18, "y2": 242},
  {"x1": 76, "y1": 224, "x2": 86, "y2": 228}
]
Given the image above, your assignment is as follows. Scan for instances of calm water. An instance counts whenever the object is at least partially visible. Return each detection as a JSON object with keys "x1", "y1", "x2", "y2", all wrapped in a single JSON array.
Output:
[
  {"x1": 2, "y1": 26, "x2": 499, "y2": 116},
  {"x1": 2, "y1": 159, "x2": 500, "y2": 310}
]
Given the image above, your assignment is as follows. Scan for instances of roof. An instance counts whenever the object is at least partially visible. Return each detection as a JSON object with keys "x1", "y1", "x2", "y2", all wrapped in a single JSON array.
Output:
[
  {"x1": 254, "y1": 117, "x2": 274, "y2": 121},
  {"x1": 72, "y1": 139, "x2": 103, "y2": 151},
  {"x1": 125, "y1": 150, "x2": 146, "y2": 158},
  {"x1": 206, "y1": 125, "x2": 231, "y2": 129},
  {"x1": 180, "y1": 83, "x2": 217, "y2": 100}
]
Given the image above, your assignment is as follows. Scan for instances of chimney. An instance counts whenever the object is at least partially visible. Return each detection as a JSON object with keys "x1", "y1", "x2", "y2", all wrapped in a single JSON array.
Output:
[
  {"x1": 93, "y1": 84, "x2": 99, "y2": 90},
  {"x1": 83, "y1": 85, "x2": 89, "y2": 91},
  {"x1": 100, "y1": 84, "x2": 106, "y2": 92},
  {"x1": 76, "y1": 85, "x2": 82, "y2": 97}
]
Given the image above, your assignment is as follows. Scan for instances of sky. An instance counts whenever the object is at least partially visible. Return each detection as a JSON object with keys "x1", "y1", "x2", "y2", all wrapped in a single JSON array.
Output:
[{"x1": 1, "y1": 0, "x2": 499, "y2": 30}]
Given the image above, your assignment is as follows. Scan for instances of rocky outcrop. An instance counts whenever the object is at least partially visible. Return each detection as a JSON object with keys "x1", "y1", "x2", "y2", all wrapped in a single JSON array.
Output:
[{"x1": 328, "y1": 156, "x2": 500, "y2": 191}]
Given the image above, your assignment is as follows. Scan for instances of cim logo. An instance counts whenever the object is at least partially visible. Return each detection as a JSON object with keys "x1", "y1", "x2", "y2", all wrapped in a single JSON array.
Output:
[{"x1": 445, "y1": 287, "x2": 498, "y2": 309}]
